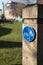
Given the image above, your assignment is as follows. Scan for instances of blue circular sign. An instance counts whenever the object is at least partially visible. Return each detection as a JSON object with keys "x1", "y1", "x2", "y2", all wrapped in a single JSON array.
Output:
[{"x1": 22, "y1": 26, "x2": 36, "y2": 42}]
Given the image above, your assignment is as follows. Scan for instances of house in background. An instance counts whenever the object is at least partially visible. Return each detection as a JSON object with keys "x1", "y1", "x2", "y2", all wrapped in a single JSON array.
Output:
[{"x1": 5, "y1": 1, "x2": 25, "y2": 20}]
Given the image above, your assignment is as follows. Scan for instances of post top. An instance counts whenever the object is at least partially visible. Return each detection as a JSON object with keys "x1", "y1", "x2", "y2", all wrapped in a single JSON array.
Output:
[
  {"x1": 38, "y1": 0, "x2": 43, "y2": 4},
  {"x1": 26, "y1": 0, "x2": 43, "y2": 5}
]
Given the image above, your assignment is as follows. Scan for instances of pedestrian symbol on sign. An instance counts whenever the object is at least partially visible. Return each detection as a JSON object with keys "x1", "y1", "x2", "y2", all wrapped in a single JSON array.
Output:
[{"x1": 22, "y1": 26, "x2": 36, "y2": 42}]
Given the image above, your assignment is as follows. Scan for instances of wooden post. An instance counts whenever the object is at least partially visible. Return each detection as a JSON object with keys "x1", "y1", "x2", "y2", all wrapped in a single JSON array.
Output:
[
  {"x1": 22, "y1": 0, "x2": 43, "y2": 65},
  {"x1": 22, "y1": 4, "x2": 37, "y2": 65},
  {"x1": 22, "y1": 20, "x2": 37, "y2": 65}
]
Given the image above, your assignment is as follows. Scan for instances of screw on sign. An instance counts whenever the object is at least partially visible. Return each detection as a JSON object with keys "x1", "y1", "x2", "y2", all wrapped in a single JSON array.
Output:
[{"x1": 22, "y1": 26, "x2": 36, "y2": 42}]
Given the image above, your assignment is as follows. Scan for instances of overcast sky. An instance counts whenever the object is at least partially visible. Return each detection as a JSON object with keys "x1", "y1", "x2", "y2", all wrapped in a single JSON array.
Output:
[{"x1": 0, "y1": 0, "x2": 37, "y2": 9}]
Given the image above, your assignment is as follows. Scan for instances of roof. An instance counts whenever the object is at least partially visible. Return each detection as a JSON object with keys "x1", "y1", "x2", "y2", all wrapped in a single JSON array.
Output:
[{"x1": 5, "y1": 1, "x2": 25, "y2": 6}]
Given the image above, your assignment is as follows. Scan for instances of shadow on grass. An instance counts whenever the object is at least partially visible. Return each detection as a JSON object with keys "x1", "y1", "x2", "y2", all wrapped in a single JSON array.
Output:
[
  {"x1": 0, "y1": 27, "x2": 12, "y2": 37},
  {"x1": 0, "y1": 41, "x2": 22, "y2": 48},
  {"x1": 0, "y1": 20, "x2": 14, "y2": 23}
]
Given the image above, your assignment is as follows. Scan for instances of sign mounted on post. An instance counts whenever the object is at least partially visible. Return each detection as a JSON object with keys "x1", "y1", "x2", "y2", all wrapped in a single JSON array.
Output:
[{"x1": 22, "y1": 26, "x2": 36, "y2": 42}]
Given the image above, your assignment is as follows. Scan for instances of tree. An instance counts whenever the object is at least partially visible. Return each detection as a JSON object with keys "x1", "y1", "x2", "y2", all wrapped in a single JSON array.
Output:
[{"x1": 9, "y1": 1, "x2": 25, "y2": 18}]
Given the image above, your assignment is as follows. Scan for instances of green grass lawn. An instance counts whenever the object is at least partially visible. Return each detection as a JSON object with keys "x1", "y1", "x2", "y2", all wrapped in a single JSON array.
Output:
[{"x1": 0, "y1": 22, "x2": 22, "y2": 65}]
